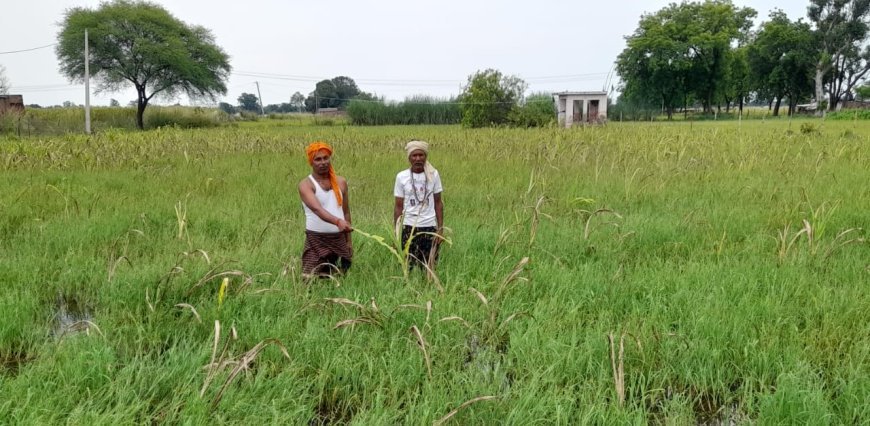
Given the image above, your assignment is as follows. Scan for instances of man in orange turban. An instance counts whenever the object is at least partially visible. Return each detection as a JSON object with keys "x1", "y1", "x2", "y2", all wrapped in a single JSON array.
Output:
[{"x1": 298, "y1": 141, "x2": 353, "y2": 279}]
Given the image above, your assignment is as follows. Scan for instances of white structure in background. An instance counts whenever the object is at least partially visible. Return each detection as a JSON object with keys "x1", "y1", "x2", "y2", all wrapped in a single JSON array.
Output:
[{"x1": 554, "y1": 91, "x2": 608, "y2": 127}]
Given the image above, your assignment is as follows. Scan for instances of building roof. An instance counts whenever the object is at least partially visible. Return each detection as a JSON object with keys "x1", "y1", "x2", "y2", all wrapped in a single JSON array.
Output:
[{"x1": 554, "y1": 91, "x2": 607, "y2": 97}]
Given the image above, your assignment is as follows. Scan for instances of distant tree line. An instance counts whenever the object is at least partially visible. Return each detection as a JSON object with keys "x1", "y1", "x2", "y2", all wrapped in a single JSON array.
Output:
[{"x1": 616, "y1": 0, "x2": 870, "y2": 118}]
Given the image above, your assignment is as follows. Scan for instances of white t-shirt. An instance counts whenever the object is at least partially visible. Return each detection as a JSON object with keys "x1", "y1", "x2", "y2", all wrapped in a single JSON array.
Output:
[{"x1": 394, "y1": 169, "x2": 443, "y2": 227}]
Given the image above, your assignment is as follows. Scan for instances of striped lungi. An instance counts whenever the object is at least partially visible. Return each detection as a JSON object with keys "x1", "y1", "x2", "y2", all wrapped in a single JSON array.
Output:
[{"x1": 301, "y1": 230, "x2": 352, "y2": 276}]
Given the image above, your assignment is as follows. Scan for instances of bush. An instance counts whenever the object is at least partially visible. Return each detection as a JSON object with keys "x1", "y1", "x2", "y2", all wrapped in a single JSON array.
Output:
[{"x1": 508, "y1": 93, "x2": 555, "y2": 127}]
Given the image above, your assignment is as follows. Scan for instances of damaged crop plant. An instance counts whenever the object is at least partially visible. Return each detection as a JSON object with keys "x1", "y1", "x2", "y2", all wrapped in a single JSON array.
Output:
[{"x1": 0, "y1": 118, "x2": 868, "y2": 424}]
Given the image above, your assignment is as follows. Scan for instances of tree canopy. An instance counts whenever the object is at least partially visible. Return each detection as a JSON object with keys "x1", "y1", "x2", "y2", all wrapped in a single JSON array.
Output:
[
  {"x1": 56, "y1": 0, "x2": 231, "y2": 129},
  {"x1": 616, "y1": 0, "x2": 756, "y2": 117},
  {"x1": 459, "y1": 69, "x2": 526, "y2": 127},
  {"x1": 237, "y1": 93, "x2": 261, "y2": 113},
  {"x1": 304, "y1": 76, "x2": 371, "y2": 112},
  {"x1": 748, "y1": 11, "x2": 817, "y2": 116},
  {"x1": 808, "y1": 0, "x2": 870, "y2": 111}
]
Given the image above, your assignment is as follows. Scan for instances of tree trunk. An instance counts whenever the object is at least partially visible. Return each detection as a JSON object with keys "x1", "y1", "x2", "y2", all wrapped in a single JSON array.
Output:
[
  {"x1": 829, "y1": 90, "x2": 841, "y2": 111},
  {"x1": 136, "y1": 86, "x2": 148, "y2": 130},
  {"x1": 773, "y1": 96, "x2": 782, "y2": 117},
  {"x1": 739, "y1": 97, "x2": 744, "y2": 116},
  {"x1": 814, "y1": 64, "x2": 826, "y2": 116}
]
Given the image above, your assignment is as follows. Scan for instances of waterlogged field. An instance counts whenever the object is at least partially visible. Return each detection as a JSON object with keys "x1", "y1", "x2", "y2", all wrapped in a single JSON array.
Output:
[{"x1": 0, "y1": 120, "x2": 868, "y2": 424}]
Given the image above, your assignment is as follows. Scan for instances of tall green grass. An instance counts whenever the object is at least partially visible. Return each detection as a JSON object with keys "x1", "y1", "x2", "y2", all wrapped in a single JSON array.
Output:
[
  {"x1": 347, "y1": 96, "x2": 461, "y2": 125},
  {"x1": 0, "y1": 119, "x2": 867, "y2": 423},
  {"x1": 0, "y1": 106, "x2": 232, "y2": 136}
]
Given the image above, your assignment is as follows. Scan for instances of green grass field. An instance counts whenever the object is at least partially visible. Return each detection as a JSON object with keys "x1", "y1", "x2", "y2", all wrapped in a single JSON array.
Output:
[{"x1": 1, "y1": 119, "x2": 868, "y2": 424}]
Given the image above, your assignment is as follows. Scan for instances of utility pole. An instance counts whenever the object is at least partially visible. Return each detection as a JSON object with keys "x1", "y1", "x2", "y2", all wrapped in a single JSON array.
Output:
[
  {"x1": 84, "y1": 29, "x2": 91, "y2": 134},
  {"x1": 255, "y1": 81, "x2": 265, "y2": 115}
]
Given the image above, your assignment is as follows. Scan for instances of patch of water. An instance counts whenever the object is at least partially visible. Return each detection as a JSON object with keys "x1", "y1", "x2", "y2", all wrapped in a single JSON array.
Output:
[
  {"x1": 465, "y1": 334, "x2": 512, "y2": 391},
  {"x1": 697, "y1": 402, "x2": 749, "y2": 426},
  {"x1": 52, "y1": 293, "x2": 95, "y2": 338}
]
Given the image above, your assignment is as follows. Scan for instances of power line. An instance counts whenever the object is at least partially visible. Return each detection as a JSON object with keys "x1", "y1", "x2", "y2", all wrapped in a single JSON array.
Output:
[
  {"x1": 0, "y1": 43, "x2": 57, "y2": 55},
  {"x1": 305, "y1": 95, "x2": 556, "y2": 106},
  {"x1": 232, "y1": 70, "x2": 610, "y2": 87}
]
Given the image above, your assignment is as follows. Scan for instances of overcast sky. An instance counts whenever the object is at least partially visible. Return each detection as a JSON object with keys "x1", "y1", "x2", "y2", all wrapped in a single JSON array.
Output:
[{"x1": 1, "y1": 0, "x2": 809, "y2": 107}]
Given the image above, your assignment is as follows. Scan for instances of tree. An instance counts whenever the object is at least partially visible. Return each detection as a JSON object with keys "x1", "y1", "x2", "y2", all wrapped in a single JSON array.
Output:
[
  {"x1": 459, "y1": 69, "x2": 526, "y2": 127},
  {"x1": 109, "y1": 98, "x2": 120, "y2": 107},
  {"x1": 290, "y1": 91, "x2": 305, "y2": 112},
  {"x1": 237, "y1": 93, "x2": 260, "y2": 112},
  {"x1": 616, "y1": 1, "x2": 755, "y2": 116},
  {"x1": 218, "y1": 102, "x2": 237, "y2": 114},
  {"x1": 808, "y1": 0, "x2": 870, "y2": 112},
  {"x1": 723, "y1": 47, "x2": 751, "y2": 114},
  {"x1": 56, "y1": 0, "x2": 231, "y2": 129},
  {"x1": 0, "y1": 64, "x2": 9, "y2": 94},
  {"x1": 304, "y1": 76, "x2": 369, "y2": 112},
  {"x1": 264, "y1": 103, "x2": 294, "y2": 113},
  {"x1": 826, "y1": 43, "x2": 870, "y2": 108},
  {"x1": 856, "y1": 83, "x2": 870, "y2": 99},
  {"x1": 748, "y1": 11, "x2": 817, "y2": 116},
  {"x1": 617, "y1": 12, "x2": 692, "y2": 119}
]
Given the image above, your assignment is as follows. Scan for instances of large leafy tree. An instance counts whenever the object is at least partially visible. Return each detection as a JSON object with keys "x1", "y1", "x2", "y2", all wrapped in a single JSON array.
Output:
[
  {"x1": 304, "y1": 76, "x2": 367, "y2": 112},
  {"x1": 747, "y1": 11, "x2": 817, "y2": 116},
  {"x1": 616, "y1": 0, "x2": 755, "y2": 116},
  {"x1": 808, "y1": 0, "x2": 870, "y2": 112},
  {"x1": 617, "y1": 11, "x2": 691, "y2": 119},
  {"x1": 290, "y1": 91, "x2": 305, "y2": 112},
  {"x1": 722, "y1": 47, "x2": 751, "y2": 113},
  {"x1": 56, "y1": 0, "x2": 231, "y2": 129},
  {"x1": 459, "y1": 69, "x2": 526, "y2": 127},
  {"x1": 237, "y1": 93, "x2": 260, "y2": 113}
]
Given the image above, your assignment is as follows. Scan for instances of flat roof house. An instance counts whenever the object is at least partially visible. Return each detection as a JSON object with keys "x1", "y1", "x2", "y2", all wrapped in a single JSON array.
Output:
[{"x1": 553, "y1": 91, "x2": 607, "y2": 127}]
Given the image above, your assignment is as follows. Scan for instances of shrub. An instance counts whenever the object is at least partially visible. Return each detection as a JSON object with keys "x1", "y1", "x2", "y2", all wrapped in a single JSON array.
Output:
[{"x1": 508, "y1": 93, "x2": 555, "y2": 127}]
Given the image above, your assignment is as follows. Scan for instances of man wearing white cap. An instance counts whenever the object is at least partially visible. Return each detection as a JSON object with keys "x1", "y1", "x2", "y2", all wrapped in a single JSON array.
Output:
[{"x1": 393, "y1": 140, "x2": 444, "y2": 270}]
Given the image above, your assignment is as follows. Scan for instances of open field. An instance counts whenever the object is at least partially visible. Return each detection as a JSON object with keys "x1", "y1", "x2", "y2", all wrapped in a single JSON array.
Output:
[{"x1": 0, "y1": 119, "x2": 868, "y2": 424}]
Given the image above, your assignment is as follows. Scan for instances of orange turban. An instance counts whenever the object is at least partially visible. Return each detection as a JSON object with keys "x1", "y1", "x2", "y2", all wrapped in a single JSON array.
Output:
[{"x1": 305, "y1": 141, "x2": 342, "y2": 206}]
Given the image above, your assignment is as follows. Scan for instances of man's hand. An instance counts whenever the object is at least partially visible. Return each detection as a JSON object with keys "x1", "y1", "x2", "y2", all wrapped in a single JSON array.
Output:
[{"x1": 336, "y1": 219, "x2": 353, "y2": 233}]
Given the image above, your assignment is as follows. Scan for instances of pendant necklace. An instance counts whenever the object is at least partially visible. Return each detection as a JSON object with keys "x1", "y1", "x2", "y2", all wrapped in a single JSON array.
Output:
[{"x1": 410, "y1": 169, "x2": 429, "y2": 206}]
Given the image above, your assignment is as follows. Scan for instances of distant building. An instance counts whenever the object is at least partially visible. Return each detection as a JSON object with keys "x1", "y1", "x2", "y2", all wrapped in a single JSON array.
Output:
[
  {"x1": 315, "y1": 107, "x2": 346, "y2": 117},
  {"x1": 0, "y1": 94, "x2": 25, "y2": 114},
  {"x1": 553, "y1": 91, "x2": 607, "y2": 127},
  {"x1": 840, "y1": 100, "x2": 870, "y2": 110},
  {"x1": 795, "y1": 102, "x2": 817, "y2": 113}
]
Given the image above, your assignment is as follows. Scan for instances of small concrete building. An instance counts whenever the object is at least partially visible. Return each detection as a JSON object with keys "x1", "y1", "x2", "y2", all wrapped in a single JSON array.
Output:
[
  {"x1": 553, "y1": 91, "x2": 607, "y2": 127},
  {"x1": 315, "y1": 107, "x2": 346, "y2": 117},
  {"x1": 0, "y1": 94, "x2": 25, "y2": 114}
]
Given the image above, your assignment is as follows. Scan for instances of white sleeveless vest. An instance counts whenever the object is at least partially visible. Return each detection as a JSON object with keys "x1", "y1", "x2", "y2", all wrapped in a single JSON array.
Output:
[{"x1": 302, "y1": 175, "x2": 344, "y2": 232}]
